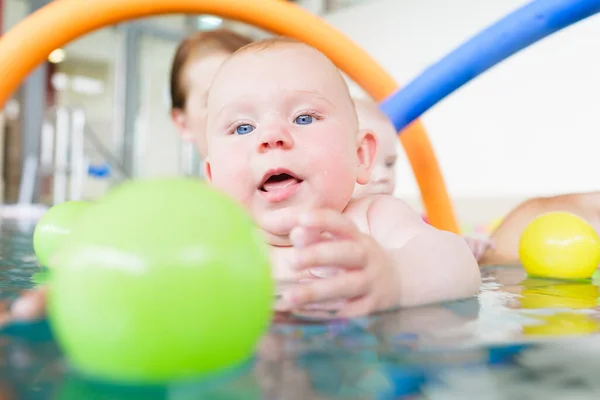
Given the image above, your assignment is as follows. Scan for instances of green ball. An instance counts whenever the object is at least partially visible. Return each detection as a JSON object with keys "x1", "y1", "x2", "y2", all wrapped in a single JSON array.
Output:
[
  {"x1": 33, "y1": 201, "x2": 91, "y2": 267},
  {"x1": 47, "y1": 178, "x2": 274, "y2": 384}
]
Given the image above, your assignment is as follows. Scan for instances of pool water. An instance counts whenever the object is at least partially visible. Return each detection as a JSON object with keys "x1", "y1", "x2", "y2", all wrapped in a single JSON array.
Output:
[{"x1": 2, "y1": 218, "x2": 600, "y2": 399}]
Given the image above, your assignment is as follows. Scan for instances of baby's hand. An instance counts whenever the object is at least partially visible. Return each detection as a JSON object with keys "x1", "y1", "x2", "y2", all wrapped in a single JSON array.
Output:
[
  {"x1": 281, "y1": 209, "x2": 399, "y2": 318},
  {"x1": 0, "y1": 287, "x2": 48, "y2": 329},
  {"x1": 463, "y1": 236, "x2": 494, "y2": 261}
]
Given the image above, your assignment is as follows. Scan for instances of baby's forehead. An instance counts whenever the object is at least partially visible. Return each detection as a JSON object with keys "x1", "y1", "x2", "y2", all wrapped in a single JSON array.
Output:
[
  {"x1": 225, "y1": 43, "x2": 330, "y2": 70},
  {"x1": 208, "y1": 44, "x2": 345, "y2": 103}
]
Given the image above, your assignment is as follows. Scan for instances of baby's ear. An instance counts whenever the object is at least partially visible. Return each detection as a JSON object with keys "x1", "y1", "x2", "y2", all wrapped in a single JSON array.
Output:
[
  {"x1": 203, "y1": 158, "x2": 212, "y2": 182},
  {"x1": 171, "y1": 108, "x2": 194, "y2": 142},
  {"x1": 356, "y1": 128, "x2": 377, "y2": 185}
]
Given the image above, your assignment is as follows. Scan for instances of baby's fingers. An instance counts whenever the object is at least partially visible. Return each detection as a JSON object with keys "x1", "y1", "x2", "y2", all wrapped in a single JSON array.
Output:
[
  {"x1": 283, "y1": 272, "x2": 367, "y2": 306},
  {"x1": 464, "y1": 237, "x2": 495, "y2": 261},
  {"x1": 293, "y1": 240, "x2": 366, "y2": 271},
  {"x1": 289, "y1": 226, "x2": 326, "y2": 248},
  {"x1": 11, "y1": 287, "x2": 48, "y2": 321}
]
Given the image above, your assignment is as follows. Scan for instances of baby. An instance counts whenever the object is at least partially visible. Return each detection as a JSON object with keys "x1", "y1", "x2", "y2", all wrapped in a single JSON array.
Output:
[
  {"x1": 351, "y1": 97, "x2": 494, "y2": 262},
  {"x1": 3, "y1": 38, "x2": 481, "y2": 324},
  {"x1": 351, "y1": 98, "x2": 398, "y2": 199},
  {"x1": 203, "y1": 37, "x2": 480, "y2": 317}
]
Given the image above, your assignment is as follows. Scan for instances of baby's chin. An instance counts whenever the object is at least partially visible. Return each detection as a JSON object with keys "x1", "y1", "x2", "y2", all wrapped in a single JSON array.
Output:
[{"x1": 255, "y1": 208, "x2": 302, "y2": 246}]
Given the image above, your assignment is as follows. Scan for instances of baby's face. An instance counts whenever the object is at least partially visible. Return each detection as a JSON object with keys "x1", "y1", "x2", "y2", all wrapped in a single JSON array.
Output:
[
  {"x1": 204, "y1": 44, "x2": 365, "y2": 243},
  {"x1": 353, "y1": 105, "x2": 398, "y2": 198}
]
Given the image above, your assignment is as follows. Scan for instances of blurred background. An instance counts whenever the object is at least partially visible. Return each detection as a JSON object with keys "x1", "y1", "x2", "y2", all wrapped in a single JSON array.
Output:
[{"x1": 0, "y1": 0, "x2": 599, "y2": 229}]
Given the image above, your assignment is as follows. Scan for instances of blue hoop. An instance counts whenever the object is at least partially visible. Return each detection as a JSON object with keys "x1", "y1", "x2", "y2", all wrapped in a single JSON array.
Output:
[{"x1": 381, "y1": 0, "x2": 600, "y2": 133}]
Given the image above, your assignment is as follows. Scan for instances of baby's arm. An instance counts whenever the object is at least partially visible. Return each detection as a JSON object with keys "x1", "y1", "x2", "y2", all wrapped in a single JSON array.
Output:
[
  {"x1": 368, "y1": 195, "x2": 481, "y2": 308},
  {"x1": 480, "y1": 192, "x2": 600, "y2": 266}
]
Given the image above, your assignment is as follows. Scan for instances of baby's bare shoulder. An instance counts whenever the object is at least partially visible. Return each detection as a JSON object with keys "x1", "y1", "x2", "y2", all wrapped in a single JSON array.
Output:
[
  {"x1": 344, "y1": 194, "x2": 424, "y2": 238},
  {"x1": 368, "y1": 195, "x2": 430, "y2": 243},
  {"x1": 342, "y1": 196, "x2": 374, "y2": 234},
  {"x1": 344, "y1": 196, "x2": 374, "y2": 213}
]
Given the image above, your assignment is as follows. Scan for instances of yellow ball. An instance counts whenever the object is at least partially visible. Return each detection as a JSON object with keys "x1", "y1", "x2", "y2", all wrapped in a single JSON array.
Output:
[
  {"x1": 523, "y1": 312, "x2": 600, "y2": 337},
  {"x1": 519, "y1": 278, "x2": 599, "y2": 309},
  {"x1": 519, "y1": 211, "x2": 600, "y2": 279}
]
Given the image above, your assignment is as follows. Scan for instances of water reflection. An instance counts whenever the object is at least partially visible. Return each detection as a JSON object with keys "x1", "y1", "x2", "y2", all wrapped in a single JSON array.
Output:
[
  {"x1": 477, "y1": 267, "x2": 600, "y2": 342},
  {"x1": 54, "y1": 362, "x2": 263, "y2": 400}
]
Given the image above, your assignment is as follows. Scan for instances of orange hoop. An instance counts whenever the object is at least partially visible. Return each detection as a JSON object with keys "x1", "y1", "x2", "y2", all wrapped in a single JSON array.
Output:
[{"x1": 0, "y1": 0, "x2": 459, "y2": 232}]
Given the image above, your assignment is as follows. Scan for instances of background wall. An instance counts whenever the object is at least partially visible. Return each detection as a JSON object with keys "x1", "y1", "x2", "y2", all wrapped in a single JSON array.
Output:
[
  {"x1": 4, "y1": 0, "x2": 600, "y2": 226},
  {"x1": 325, "y1": 0, "x2": 600, "y2": 219}
]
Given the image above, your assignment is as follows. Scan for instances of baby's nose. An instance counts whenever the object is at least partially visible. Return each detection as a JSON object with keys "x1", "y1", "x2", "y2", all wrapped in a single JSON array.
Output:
[{"x1": 258, "y1": 126, "x2": 294, "y2": 152}]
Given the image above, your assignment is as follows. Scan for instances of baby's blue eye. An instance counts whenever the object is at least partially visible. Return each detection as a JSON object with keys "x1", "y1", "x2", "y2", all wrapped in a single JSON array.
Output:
[
  {"x1": 294, "y1": 115, "x2": 313, "y2": 125},
  {"x1": 236, "y1": 124, "x2": 254, "y2": 135}
]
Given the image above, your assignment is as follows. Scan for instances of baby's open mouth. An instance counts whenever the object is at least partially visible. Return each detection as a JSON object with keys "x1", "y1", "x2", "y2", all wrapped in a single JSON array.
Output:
[{"x1": 259, "y1": 172, "x2": 303, "y2": 192}]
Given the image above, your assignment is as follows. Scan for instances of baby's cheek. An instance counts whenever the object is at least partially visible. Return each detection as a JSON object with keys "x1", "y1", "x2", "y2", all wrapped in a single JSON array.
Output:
[
  {"x1": 309, "y1": 133, "x2": 352, "y2": 162},
  {"x1": 209, "y1": 161, "x2": 251, "y2": 199},
  {"x1": 310, "y1": 149, "x2": 357, "y2": 207}
]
